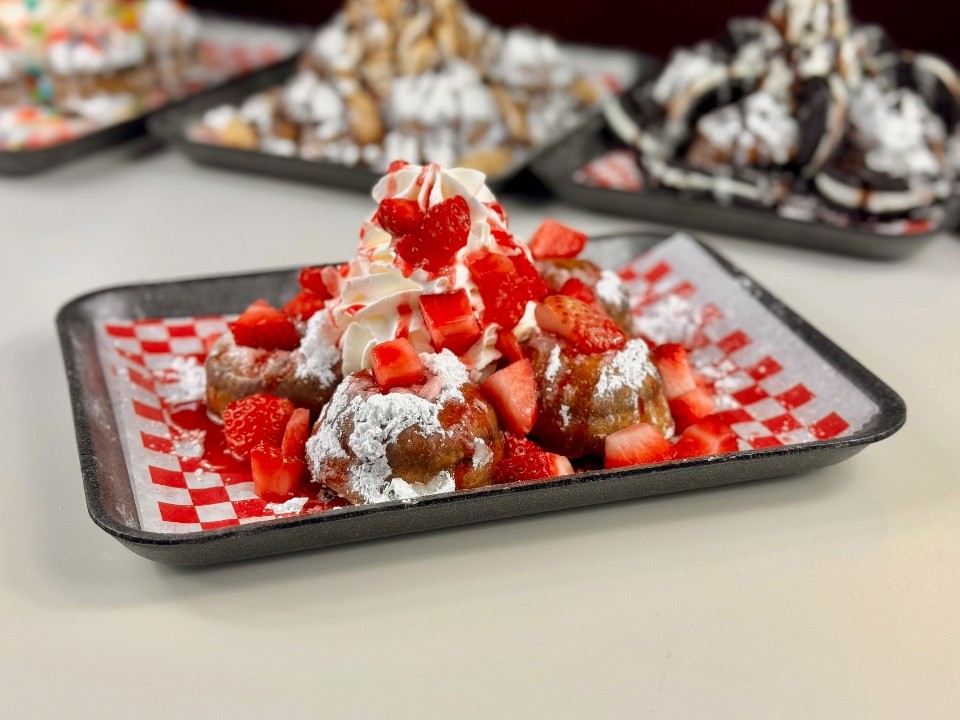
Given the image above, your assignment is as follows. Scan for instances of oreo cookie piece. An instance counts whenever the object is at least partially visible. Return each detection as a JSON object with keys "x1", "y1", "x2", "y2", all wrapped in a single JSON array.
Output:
[
  {"x1": 794, "y1": 74, "x2": 849, "y2": 175},
  {"x1": 814, "y1": 160, "x2": 944, "y2": 218},
  {"x1": 645, "y1": 156, "x2": 788, "y2": 209},
  {"x1": 896, "y1": 52, "x2": 960, "y2": 131}
]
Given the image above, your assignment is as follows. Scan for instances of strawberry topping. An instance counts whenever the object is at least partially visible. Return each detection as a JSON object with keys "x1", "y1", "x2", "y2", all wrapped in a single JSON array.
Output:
[
  {"x1": 534, "y1": 295, "x2": 627, "y2": 354},
  {"x1": 467, "y1": 249, "x2": 548, "y2": 330},
  {"x1": 280, "y1": 408, "x2": 311, "y2": 458},
  {"x1": 370, "y1": 338, "x2": 425, "y2": 390},
  {"x1": 418, "y1": 289, "x2": 482, "y2": 355},
  {"x1": 394, "y1": 195, "x2": 472, "y2": 273},
  {"x1": 673, "y1": 416, "x2": 739, "y2": 459},
  {"x1": 251, "y1": 444, "x2": 307, "y2": 502},
  {"x1": 283, "y1": 291, "x2": 327, "y2": 322},
  {"x1": 652, "y1": 344, "x2": 698, "y2": 400},
  {"x1": 494, "y1": 433, "x2": 570, "y2": 484},
  {"x1": 558, "y1": 277, "x2": 597, "y2": 305},
  {"x1": 668, "y1": 387, "x2": 716, "y2": 432},
  {"x1": 528, "y1": 220, "x2": 588, "y2": 260},
  {"x1": 495, "y1": 329, "x2": 524, "y2": 364},
  {"x1": 377, "y1": 198, "x2": 425, "y2": 236},
  {"x1": 604, "y1": 422, "x2": 676, "y2": 469},
  {"x1": 229, "y1": 300, "x2": 301, "y2": 351},
  {"x1": 222, "y1": 394, "x2": 295, "y2": 460},
  {"x1": 482, "y1": 358, "x2": 538, "y2": 435},
  {"x1": 297, "y1": 267, "x2": 333, "y2": 299}
]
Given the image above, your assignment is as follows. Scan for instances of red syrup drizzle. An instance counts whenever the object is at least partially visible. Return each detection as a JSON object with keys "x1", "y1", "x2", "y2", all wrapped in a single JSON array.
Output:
[{"x1": 165, "y1": 402, "x2": 346, "y2": 515}]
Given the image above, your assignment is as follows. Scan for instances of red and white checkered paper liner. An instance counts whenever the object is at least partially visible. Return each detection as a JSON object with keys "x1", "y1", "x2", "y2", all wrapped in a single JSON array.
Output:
[{"x1": 96, "y1": 234, "x2": 878, "y2": 534}]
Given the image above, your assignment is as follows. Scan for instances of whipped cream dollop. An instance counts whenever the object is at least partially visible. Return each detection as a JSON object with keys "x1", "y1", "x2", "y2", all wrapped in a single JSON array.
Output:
[{"x1": 324, "y1": 162, "x2": 534, "y2": 377}]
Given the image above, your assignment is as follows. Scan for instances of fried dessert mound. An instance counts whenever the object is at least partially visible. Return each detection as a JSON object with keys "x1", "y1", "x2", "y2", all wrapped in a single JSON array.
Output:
[
  {"x1": 207, "y1": 162, "x2": 741, "y2": 506},
  {"x1": 602, "y1": 0, "x2": 960, "y2": 230},
  {"x1": 192, "y1": 0, "x2": 606, "y2": 175},
  {"x1": 528, "y1": 335, "x2": 673, "y2": 458},
  {"x1": 306, "y1": 350, "x2": 504, "y2": 504}
]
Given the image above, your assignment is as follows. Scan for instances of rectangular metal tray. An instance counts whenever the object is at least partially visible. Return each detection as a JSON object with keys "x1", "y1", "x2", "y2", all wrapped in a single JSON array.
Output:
[
  {"x1": 56, "y1": 232, "x2": 905, "y2": 566},
  {"x1": 0, "y1": 17, "x2": 306, "y2": 177},
  {"x1": 148, "y1": 46, "x2": 653, "y2": 195},
  {"x1": 529, "y1": 114, "x2": 959, "y2": 261}
]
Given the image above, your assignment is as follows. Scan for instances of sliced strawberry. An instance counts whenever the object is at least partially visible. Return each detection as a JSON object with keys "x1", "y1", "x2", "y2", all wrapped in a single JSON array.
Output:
[
  {"x1": 222, "y1": 394, "x2": 295, "y2": 459},
  {"x1": 673, "y1": 416, "x2": 739, "y2": 459},
  {"x1": 668, "y1": 387, "x2": 716, "y2": 432},
  {"x1": 652, "y1": 344, "x2": 698, "y2": 400},
  {"x1": 282, "y1": 290, "x2": 327, "y2": 322},
  {"x1": 528, "y1": 220, "x2": 588, "y2": 260},
  {"x1": 297, "y1": 267, "x2": 332, "y2": 298},
  {"x1": 370, "y1": 338, "x2": 425, "y2": 390},
  {"x1": 548, "y1": 453, "x2": 575, "y2": 477},
  {"x1": 604, "y1": 422, "x2": 676, "y2": 469},
  {"x1": 559, "y1": 277, "x2": 597, "y2": 305},
  {"x1": 251, "y1": 444, "x2": 307, "y2": 502},
  {"x1": 229, "y1": 300, "x2": 301, "y2": 351},
  {"x1": 281, "y1": 408, "x2": 311, "y2": 458},
  {"x1": 495, "y1": 329, "x2": 524, "y2": 364},
  {"x1": 494, "y1": 433, "x2": 553, "y2": 484},
  {"x1": 535, "y1": 295, "x2": 627, "y2": 354},
  {"x1": 467, "y1": 249, "x2": 548, "y2": 330},
  {"x1": 377, "y1": 198, "x2": 425, "y2": 236},
  {"x1": 394, "y1": 195, "x2": 471, "y2": 273},
  {"x1": 418, "y1": 289, "x2": 482, "y2": 355},
  {"x1": 481, "y1": 358, "x2": 538, "y2": 435}
]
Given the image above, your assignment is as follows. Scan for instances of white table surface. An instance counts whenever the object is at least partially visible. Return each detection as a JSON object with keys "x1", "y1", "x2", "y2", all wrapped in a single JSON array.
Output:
[{"x1": 2, "y1": 141, "x2": 958, "y2": 719}]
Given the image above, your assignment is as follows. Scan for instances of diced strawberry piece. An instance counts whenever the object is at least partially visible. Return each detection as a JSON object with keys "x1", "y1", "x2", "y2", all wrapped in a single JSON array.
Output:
[
  {"x1": 388, "y1": 159, "x2": 409, "y2": 173},
  {"x1": 282, "y1": 290, "x2": 327, "y2": 321},
  {"x1": 559, "y1": 278, "x2": 597, "y2": 305},
  {"x1": 418, "y1": 289, "x2": 482, "y2": 355},
  {"x1": 668, "y1": 387, "x2": 716, "y2": 432},
  {"x1": 604, "y1": 422, "x2": 676, "y2": 469},
  {"x1": 222, "y1": 394, "x2": 295, "y2": 459},
  {"x1": 495, "y1": 329, "x2": 524, "y2": 363},
  {"x1": 652, "y1": 344, "x2": 698, "y2": 400},
  {"x1": 370, "y1": 338, "x2": 425, "y2": 390},
  {"x1": 377, "y1": 198, "x2": 425, "y2": 236},
  {"x1": 251, "y1": 444, "x2": 307, "y2": 501},
  {"x1": 494, "y1": 433, "x2": 553, "y2": 484},
  {"x1": 548, "y1": 453, "x2": 575, "y2": 477},
  {"x1": 482, "y1": 358, "x2": 538, "y2": 435},
  {"x1": 491, "y1": 229, "x2": 517, "y2": 248},
  {"x1": 528, "y1": 220, "x2": 588, "y2": 260},
  {"x1": 229, "y1": 300, "x2": 301, "y2": 351},
  {"x1": 281, "y1": 408, "x2": 311, "y2": 458},
  {"x1": 297, "y1": 267, "x2": 332, "y2": 298},
  {"x1": 394, "y1": 196, "x2": 471, "y2": 273},
  {"x1": 673, "y1": 416, "x2": 739, "y2": 459},
  {"x1": 467, "y1": 249, "x2": 548, "y2": 330},
  {"x1": 535, "y1": 295, "x2": 627, "y2": 354}
]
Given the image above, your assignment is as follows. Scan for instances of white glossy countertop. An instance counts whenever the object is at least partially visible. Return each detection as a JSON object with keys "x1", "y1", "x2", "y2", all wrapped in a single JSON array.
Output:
[{"x1": 2, "y1": 141, "x2": 958, "y2": 718}]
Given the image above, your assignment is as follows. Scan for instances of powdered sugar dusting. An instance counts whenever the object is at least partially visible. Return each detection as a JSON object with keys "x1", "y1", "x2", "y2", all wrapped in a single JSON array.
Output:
[
  {"x1": 421, "y1": 349, "x2": 469, "y2": 403},
  {"x1": 544, "y1": 344, "x2": 562, "y2": 382},
  {"x1": 634, "y1": 294, "x2": 702, "y2": 345},
  {"x1": 161, "y1": 356, "x2": 206, "y2": 404},
  {"x1": 595, "y1": 270, "x2": 627, "y2": 308},
  {"x1": 389, "y1": 471, "x2": 455, "y2": 502},
  {"x1": 296, "y1": 312, "x2": 341, "y2": 387},
  {"x1": 594, "y1": 339, "x2": 659, "y2": 400},
  {"x1": 266, "y1": 497, "x2": 310, "y2": 515},
  {"x1": 472, "y1": 438, "x2": 493, "y2": 470}
]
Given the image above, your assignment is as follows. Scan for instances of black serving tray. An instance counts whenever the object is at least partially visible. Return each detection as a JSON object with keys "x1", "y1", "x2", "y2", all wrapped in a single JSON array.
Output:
[
  {"x1": 148, "y1": 46, "x2": 653, "y2": 195},
  {"x1": 529, "y1": 114, "x2": 960, "y2": 261},
  {"x1": 56, "y1": 232, "x2": 905, "y2": 566},
  {"x1": 0, "y1": 18, "x2": 306, "y2": 177}
]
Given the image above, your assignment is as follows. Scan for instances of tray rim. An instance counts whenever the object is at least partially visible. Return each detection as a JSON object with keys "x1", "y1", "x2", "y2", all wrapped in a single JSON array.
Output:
[
  {"x1": 146, "y1": 44, "x2": 657, "y2": 194},
  {"x1": 0, "y1": 13, "x2": 310, "y2": 176},
  {"x1": 57, "y1": 231, "x2": 906, "y2": 556},
  {"x1": 527, "y1": 106, "x2": 960, "y2": 260}
]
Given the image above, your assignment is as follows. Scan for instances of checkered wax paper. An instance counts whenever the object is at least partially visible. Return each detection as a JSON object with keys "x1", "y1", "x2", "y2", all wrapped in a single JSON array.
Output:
[{"x1": 96, "y1": 234, "x2": 878, "y2": 534}]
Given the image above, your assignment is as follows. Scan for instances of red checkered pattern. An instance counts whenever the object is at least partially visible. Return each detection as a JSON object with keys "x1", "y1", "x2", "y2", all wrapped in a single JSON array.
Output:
[
  {"x1": 574, "y1": 149, "x2": 644, "y2": 191},
  {"x1": 100, "y1": 317, "x2": 326, "y2": 533},
  {"x1": 620, "y1": 247, "x2": 858, "y2": 451}
]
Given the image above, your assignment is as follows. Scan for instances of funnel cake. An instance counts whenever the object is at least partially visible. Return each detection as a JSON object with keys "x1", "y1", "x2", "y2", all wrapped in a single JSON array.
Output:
[
  {"x1": 193, "y1": 0, "x2": 605, "y2": 176},
  {"x1": 205, "y1": 162, "x2": 744, "y2": 506},
  {"x1": 603, "y1": 0, "x2": 960, "y2": 228}
]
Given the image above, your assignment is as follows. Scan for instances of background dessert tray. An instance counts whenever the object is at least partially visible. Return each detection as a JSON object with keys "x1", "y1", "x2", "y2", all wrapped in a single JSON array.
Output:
[
  {"x1": 0, "y1": 15, "x2": 307, "y2": 176},
  {"x1": 57, "y1": 231, "x2": 905, "y2": 565},
  {"x1": 148, "y1": 45, "x2": 652, "y2": 193}
]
